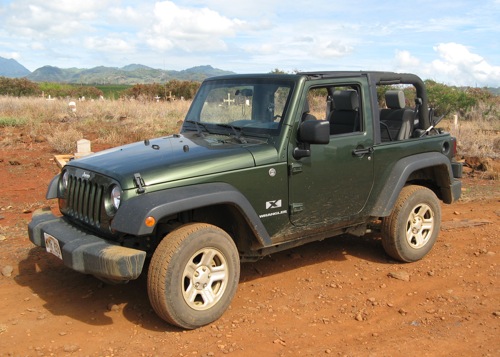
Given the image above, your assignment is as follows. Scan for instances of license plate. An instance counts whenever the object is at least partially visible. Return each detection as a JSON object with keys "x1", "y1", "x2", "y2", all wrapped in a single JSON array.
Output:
[{"x1": 44, "y1": 233, "x2": 63, "y2": 260}]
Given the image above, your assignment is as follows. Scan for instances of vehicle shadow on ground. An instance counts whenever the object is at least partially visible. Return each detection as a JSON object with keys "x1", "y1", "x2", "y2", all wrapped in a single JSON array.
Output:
[
  {"x1": 240, "y1": 232, "x2": 393, "y2": 282},
  {"x1": 15, "y1": 233, "x2": 393, "y2": 332},
  {"x1": 15, "y1": 247, "x2": 179, "y2": 332}
]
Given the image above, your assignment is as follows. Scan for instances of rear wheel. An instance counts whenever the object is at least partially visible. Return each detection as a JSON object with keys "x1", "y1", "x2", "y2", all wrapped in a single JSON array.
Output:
[
  {"x1": 382, "y1": 185, "x2": 441, "y2": 262},
  {"x1": 148, "y1": 223, "x2": 240, "y2": 329}
]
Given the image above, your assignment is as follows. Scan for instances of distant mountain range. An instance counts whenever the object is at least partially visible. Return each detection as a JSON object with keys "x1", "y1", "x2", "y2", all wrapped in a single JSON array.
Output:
[
  {"x1": 0, "y1": 56, "x2": 234, "y2": 83},
  {"x1": 0, "y1": 57, "x2": 31, "y2": 78}
]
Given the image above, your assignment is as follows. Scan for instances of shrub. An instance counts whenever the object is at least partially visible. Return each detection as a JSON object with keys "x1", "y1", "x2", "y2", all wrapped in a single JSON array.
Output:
[
  {"x1": 122, "y1": 80, "x2": 201, "y2": 100},
  {"x1": 38, "y1": 82, "x2": 103, "y2": 99},
  {"x1": 47, "y1": 127, "x2": 84, "y2": 153},
  {"x1": 0, "y1": 116, "x2": 27, "y2": 127},
  {"x1": 425, "y1": 80, "x2": 479, "y2": 117},
  {"x1": 0, "y1": 77, "x2": 40, "y2": 96}
]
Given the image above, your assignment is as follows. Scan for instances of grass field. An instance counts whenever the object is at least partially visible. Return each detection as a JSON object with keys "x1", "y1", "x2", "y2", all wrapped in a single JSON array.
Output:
[
  {"x1": 0, "y1": 96, "x2": 190, "y2": 153},
  {"x1": 0, "y1": 95, "x2": 498, "y2": 160}
]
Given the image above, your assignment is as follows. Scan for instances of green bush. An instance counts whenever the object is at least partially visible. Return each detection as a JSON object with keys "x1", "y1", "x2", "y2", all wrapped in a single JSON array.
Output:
[
  {"x1": 95, "y1": 84, "x2": 131, "y2": 99},
  {"x1": 0, "y1": 77, "x2": 40, "y2": 96},
  {"x1": 425, "y1": 80, "x2": 479, "y2": 117},
  {"x1": 38, "y1": 82, "x2": 103, "y2": 99},
  {"x1": 122, "y1": 80, "x2": 201, "y2": 100},
  {"x1": 0, "y1": 116, "x2": 27, "y2": 127}
]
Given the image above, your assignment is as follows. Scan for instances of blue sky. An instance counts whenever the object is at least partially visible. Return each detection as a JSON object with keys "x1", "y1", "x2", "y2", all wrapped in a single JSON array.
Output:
[{"x1": 1, "y1": 0, "x2": 499, "y2": 86}]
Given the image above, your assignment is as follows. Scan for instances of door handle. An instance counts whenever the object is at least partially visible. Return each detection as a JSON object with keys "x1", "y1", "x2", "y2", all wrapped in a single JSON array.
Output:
[{"x1": 352, "y1": 147, "x2": 373, "y2": 157}]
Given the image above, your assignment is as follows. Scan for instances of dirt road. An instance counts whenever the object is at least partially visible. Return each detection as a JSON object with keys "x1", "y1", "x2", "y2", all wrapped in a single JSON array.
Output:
[{"x1": 0, "y1": 143, "x2": 498, "y2": 357}]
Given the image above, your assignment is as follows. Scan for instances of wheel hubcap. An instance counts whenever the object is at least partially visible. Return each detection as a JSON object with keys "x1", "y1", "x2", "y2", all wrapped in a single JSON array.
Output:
[
  {"x1": 406, "y1": 203, "x2": 434, "y2": 249},
  {"x1": 182, "y1": 248, "x2": 228, "y2": 311},
  {"x1": 193, "y1": 266, "x2": 210, "y2": 289}
]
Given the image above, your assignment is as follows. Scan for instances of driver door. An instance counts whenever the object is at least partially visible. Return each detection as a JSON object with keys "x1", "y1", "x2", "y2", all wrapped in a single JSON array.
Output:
[{"x1": 288, "y1": 80, "x2": 375, "y2": 227}]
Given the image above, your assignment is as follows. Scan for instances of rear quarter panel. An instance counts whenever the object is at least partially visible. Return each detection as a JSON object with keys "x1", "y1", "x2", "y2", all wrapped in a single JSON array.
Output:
[{"x1": 366, "y1": 134, "x2": 455, "y2": 216}]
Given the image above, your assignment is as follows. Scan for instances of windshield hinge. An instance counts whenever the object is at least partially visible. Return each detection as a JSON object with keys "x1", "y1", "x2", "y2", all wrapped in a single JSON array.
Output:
[
  {"x1": 134, "y1": 173, "x2": 146, "y2": 194},
  {"x1": 289, "y1": 162, "x2": 303, "y2": 175},
  {"x1": 289, "y1": 203, "x2": 304, "y2": 214}
]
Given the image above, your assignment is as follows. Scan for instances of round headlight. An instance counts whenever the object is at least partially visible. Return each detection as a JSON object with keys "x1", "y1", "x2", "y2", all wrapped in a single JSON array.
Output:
[
  {"x1": 61, "y1": 171, "x2": 69, "y2": 194},
  {"x1": 110, "y1": 185, "x2": 121, "y2": 210}
]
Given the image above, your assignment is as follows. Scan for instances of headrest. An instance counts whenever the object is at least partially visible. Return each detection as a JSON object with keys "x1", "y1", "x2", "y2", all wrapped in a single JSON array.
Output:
[
  {"x1": 333, "y1": 90, "x2": 359, "y2": 111},
  {"x1": 385, "y1": 90, "x2": 405, "y2": 109},
  {"x1": 302, "y1": 113, "x2": 317, "y2": 122}
]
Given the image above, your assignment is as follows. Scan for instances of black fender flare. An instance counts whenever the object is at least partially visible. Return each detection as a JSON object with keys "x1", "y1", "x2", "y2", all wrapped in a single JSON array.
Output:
[
  {"x1": 371, "y1": 152, "x2": 455, "y2": 217},
  {"x1": 111, "y1": 182, "x2": 272, "y2": 246},
  {"x1": 46, "y1": 174, "x2": 60, "y2": 199}
]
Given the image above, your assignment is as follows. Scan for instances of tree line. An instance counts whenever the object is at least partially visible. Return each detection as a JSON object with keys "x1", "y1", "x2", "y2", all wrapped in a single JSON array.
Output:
[
  {"x1": 0, "y1": 77, "x2": 104, "y2": 98},
  {"x1": 121, "y1": 80, "x2": 201, "y2": 101},
  {"x1": 0, "y1": 77, "x2": 201, "y2": 101}
]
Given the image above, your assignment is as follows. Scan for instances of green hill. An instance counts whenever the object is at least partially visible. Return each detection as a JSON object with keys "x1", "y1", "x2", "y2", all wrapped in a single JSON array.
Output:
[
  {"x1": 26, "y1": 64, "x2": 234, "y2": 84},
  {"x1": 0, "y1": 57, "x2": 31, "y2": 78}
]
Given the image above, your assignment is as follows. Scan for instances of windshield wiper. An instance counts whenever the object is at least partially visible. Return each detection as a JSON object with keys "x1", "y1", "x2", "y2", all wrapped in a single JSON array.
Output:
[
  {"x1": 216, "y1": 123, "x2": 248, "y2": 144},
  {"x1": 184, "y1": 120, "x2": 212, "y2": 137}
]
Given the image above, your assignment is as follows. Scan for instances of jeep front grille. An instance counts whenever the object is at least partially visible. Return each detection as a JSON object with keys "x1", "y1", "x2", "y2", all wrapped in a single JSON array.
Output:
[{"x1": 66, "y1": 174, "x2": 104, "y2": 228}]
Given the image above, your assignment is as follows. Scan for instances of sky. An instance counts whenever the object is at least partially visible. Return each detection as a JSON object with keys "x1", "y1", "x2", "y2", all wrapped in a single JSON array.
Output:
[{"x1": 0, "y1": 0, "x2": 499, "y2": 87}]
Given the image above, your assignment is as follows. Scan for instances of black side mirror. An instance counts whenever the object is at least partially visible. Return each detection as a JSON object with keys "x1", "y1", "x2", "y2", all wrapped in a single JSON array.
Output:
[
  {"x1": 294, "y1": 120, "x2": 330, "y2": 159},
  {"x1": 299, "y1": 119, "x2": 330, "y2": 144}
]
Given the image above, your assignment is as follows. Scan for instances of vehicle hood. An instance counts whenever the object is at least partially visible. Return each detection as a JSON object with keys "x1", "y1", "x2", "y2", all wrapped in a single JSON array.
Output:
[{"x1": 66, "y1": 133, "x2": 278, "y2": 190}]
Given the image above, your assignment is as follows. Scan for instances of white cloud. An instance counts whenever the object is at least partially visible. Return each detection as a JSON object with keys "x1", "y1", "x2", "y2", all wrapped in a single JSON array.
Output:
[
  {"x1": 181, "y1": 0, "x2": 283, "y2": 18},
  {"x1": 320, "y1": 40, "x2": 354, "y2": 58},
  {"x1": 107, "y1": 4, "x2": 151, "y2": 29},
  {"x1": 238, "y1": 19, "x2": 356, "y2": 70},
  {"x1": 0, "y1": 51, "x2": 21, "y2": 60},
  {"x1": 30, "y1": 42, "x2": 46, "y2": 51},
  {"x1": 395, "y1": 50, "x2": 421, "y2": 68},
  {"x1": 143, "y1": 1, "x2": 245, "y2": 53},
  {"x1": 242, "y1": 43, "x2": 275, "y2": 55},
  {"x1": 3, "y1": 0, "x2": 109, "y2": 38},
  {"x1": 84, "y1": 36, "x2": 136, "y2": 53},
  {"x1": 395, "y1": 42, "x2": 500, "y2": 87},
  {"x1": 0, "y1": 1, "x2": 498, "y2": 86},
  {"x1": 431, "y1": 43, "x2": 500, "y2": 86},
  {"x1": 23, "y1": 0, "x2": 112, "y2": 15}
]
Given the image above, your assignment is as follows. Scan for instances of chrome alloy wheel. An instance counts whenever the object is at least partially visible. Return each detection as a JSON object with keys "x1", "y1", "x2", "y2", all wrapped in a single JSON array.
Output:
[
  {"x1": 406, "y1": 203, "x2": 435, "y2": 249},
  {"x1": 182, "y1": 247, "x2": 229, "y2": 311}
]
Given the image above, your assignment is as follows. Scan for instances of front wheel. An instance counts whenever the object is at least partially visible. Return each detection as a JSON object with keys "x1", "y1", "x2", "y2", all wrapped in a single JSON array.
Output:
[
  {"x1": 148, "y1": 223, "x2": 240, "y2": 329},
  {"x1": 381, "y1": 185, "x2": 441, "y2": 262}
]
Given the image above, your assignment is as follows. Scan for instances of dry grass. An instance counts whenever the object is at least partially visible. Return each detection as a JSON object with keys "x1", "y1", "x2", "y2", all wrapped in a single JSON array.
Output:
[
  {"x1": 442, "y1": 101, "x2": 500, "y2": 159},
  {"x1": 0, "y1": 96, "x2": 190, "y2": 153},
  {"x1": 0, "y1": 95, "x2": 498, "y2": 161},
  {"x1": 46, "y1": 128, "x2": 84, "y2": 153}
]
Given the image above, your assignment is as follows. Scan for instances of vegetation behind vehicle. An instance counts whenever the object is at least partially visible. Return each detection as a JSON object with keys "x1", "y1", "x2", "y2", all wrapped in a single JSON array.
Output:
[{"x1": 0, "y1": 76, "x2": 498, "y2": 161}]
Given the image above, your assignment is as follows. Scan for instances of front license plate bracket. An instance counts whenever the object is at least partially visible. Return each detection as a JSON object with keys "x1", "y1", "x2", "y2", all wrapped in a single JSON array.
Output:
[{"x1": 44, "y1": 233, "x2": 63, "y2": 260}]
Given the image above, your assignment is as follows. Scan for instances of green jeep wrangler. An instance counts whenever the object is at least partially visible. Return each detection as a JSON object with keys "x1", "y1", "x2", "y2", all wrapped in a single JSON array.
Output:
[{"x1": 29, "y1": 71, "x2": 462, "y2": 329}]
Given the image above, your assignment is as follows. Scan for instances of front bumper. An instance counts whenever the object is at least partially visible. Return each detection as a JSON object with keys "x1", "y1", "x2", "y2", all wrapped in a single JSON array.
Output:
[
  {"x1": 451, "y1": 178, "x2": 462, "y2": 203},
  {"x1": 28, "y1": 209, "x2": 146, "y2": 281}
]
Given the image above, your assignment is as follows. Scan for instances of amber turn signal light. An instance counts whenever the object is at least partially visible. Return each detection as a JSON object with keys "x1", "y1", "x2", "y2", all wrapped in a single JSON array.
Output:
[{"x1": 144, "y1": 216, "x2": 156, "y2": 227}]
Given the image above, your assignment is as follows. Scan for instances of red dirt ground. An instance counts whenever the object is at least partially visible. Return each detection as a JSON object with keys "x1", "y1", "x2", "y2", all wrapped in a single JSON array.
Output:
[{"x1": 0, "y1": 140, "x2": 498, "y2": 357}]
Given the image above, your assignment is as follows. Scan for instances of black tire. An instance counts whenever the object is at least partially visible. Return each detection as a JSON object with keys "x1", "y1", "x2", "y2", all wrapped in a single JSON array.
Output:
[
  {"x1": 148, "y1": 223, "x2": 240, "y2": 329},
  {"x1": 381, "y1": 185, "x2": 441, "y2": 262}
]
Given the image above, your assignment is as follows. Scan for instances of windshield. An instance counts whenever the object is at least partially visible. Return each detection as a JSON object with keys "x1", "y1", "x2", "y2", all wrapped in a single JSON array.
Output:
[{"x1": 183, "y1": 78, "x2": 295, "y2": 137}]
